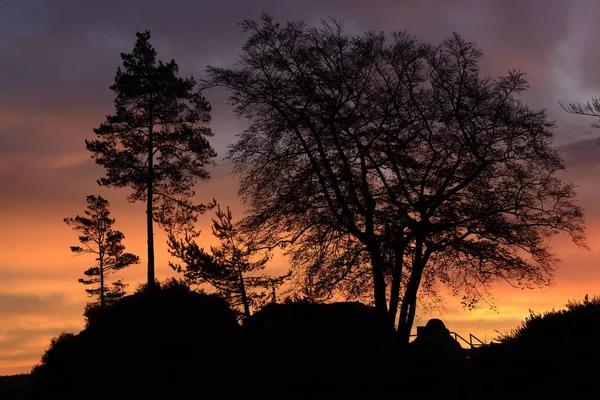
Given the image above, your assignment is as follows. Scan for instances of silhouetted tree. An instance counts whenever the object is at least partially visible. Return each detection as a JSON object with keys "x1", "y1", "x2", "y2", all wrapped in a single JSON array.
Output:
[
  {"x1": 86, "y1": 30, "x2": 217, "y2": 291},
  {"x1": 64, "y1": 195, "x2": 139, "y2": 309},
  {"x1": 168, "y1": 204, "x2": 288, "y2": 319},
  {"x1": 561, "y1": 97, "x2": 600, "y2": 130},
  {"x1": 207, "y1": 14, "x2": 587, "y2": 342}
]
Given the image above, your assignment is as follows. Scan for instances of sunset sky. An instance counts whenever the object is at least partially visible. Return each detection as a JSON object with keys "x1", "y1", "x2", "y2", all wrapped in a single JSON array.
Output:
[{"x1": 2, "y1": 0, "x2": 600, "y2": 375}]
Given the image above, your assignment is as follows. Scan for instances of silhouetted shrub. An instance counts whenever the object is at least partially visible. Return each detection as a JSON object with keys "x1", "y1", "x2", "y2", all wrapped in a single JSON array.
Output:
[
  {"x1": 30, "y1": 280, "x2": 241, "y2": 399},
  {"x1": 470, "y1": 295, "x2": 600, "y2": 398},
  {"x1": 498, "y1": 295, "x2": 600, "y2": 346},
  {"x1": 242, "y1": 301, "x2": 397, "y2": 396},
  {"x1": 30, "y1": 332, "x2": 80, "y2": 395}
]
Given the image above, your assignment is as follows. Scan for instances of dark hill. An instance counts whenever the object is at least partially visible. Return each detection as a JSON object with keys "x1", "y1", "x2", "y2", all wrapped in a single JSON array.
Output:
[
  {"x1": 26, "y1": 290, "x2": 600, "y2": 398},
  {"x1": 0, "y1": 374, "x2": 33, "y2": 400},
  {"x1": 29, "y1": 281, "x2": 241, "y2": 400}
]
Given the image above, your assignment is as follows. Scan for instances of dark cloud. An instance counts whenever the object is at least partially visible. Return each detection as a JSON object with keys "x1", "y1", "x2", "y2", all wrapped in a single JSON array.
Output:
[
  {"x1": 0, "y1": 0, "x2": 331, "y2": 111},
  {"x1": 0, "y1": 327, "x2": 77, "y2": 354},
  {"x1": 0, "y1": 291, "x2": 84, "y2": 372},
  {"x1": 559, "y1": 137, "x2": 600, "y2": 173},
  {"x1": 0, "y1": 155, "x2": 102, "y2": 209},
  {"x1": 0, "y1": 326, "x2": 81, "y2": 375},
  {"x1": 0, "y1": 0, "x2": 593, "y2": 155},
  {"x1": 0, "y1": 292, "x2": 68, "y2": 316},
  {"x1": 0, "y1": 124, "x2": 81, "y2": 156},
  {"x1": 0, "y1": 268, "x2": 78, "y2": 283},
  {"x1": 0, "y1": 0, "x2": 592, "y2": 112}
]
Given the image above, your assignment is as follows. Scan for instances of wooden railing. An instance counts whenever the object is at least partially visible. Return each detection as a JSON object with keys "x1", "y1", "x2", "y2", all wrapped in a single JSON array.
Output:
[
  {"x1": 451, "y1": 332, "x2": 486, "y2": 349},
  {"x1": 409, "y1": 331, "x2": 488, "y2": 349}
]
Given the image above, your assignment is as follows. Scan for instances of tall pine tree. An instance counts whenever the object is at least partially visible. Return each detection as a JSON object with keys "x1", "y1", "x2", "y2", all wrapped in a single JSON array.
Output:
[
  {"x1": 64, "y1": 195, "x2": 139, "y2": 308},
  {"x1": 86, "y1": 31, "x2": 217, "y2": 291}
]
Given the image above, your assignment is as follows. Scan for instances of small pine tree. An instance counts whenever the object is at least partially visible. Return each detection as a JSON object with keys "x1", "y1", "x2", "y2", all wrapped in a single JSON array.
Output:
[
  {"x1": 64, "y1": 195, "x2": 139, "y2": 308},
  {"x1": 168, "y1": 205, "x2": 288, "y2": 319}
]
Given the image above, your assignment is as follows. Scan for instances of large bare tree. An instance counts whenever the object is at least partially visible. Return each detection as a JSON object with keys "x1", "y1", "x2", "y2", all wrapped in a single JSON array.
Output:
[{"x1": 207, "y1": 14, "x2": 587, "y2": 342}]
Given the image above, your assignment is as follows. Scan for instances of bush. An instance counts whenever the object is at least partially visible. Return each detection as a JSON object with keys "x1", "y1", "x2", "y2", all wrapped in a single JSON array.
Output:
[
  {"x1": 470, "y1": 295, "x2": 600, "y2": 397},
  {"x1": 30, "y1": 280, "x2": 241, "y2": 399}
]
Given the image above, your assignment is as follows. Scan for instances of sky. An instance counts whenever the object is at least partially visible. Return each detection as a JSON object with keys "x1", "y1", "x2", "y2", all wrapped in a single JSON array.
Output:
[{"x1": 2, "y1": 0, "x2": 600, "y2": 375}]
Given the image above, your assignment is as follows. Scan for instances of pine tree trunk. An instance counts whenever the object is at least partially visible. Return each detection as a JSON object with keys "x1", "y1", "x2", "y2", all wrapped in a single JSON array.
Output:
[
  {"x1": 147, "y1": 107, "x2": 155, "y2": 292},
  {"x1": 238, "y1": 269, "x2": 251, "y2": 319},
  {"x1": 100, "y1": 259, "x2": 105, "y2": 309}
]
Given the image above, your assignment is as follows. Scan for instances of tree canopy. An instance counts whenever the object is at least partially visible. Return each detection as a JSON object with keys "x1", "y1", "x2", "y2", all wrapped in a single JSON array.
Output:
[{"x1": 207, "y1": 14, "x2": 587, "y2": 341}]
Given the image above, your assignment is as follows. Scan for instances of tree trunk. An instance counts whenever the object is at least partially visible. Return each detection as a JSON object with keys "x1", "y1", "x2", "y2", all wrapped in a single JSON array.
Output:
[
  {"x1": 387, "y1": 239, "x2": 406, "y2": 328},
  {"x1": 238, "y1": 268, "x2": 251, "y2": 319},
  {"x1": 100, "y1": 260, "x2": 105, "y2": 309},
  {"x1": 369, "y1": 243, "x2": 388, "y2": 313},
  {"x1": 397, "y1": 237, "x2": 430, "y2": 343},
  {"x1": 147, "y1": 109, "x2": 155, "y2": 292}
]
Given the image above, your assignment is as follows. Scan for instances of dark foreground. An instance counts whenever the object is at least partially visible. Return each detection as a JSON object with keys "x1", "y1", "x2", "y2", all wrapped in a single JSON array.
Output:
[{"x1": 2, "y1": 286, "x2": 599, "y2": 399}]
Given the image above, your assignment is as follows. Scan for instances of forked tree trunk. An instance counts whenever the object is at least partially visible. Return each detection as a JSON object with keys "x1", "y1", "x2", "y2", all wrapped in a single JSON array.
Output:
[
  {"x1": 369, "y1": 244, "x2": 389, "y2": 313},
  {"x1": 397, "y1": 237, "x2": 431, "y2": 344},
  {"x1": 387, "y1": 239, "x2": 407, "y2": 328}
]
